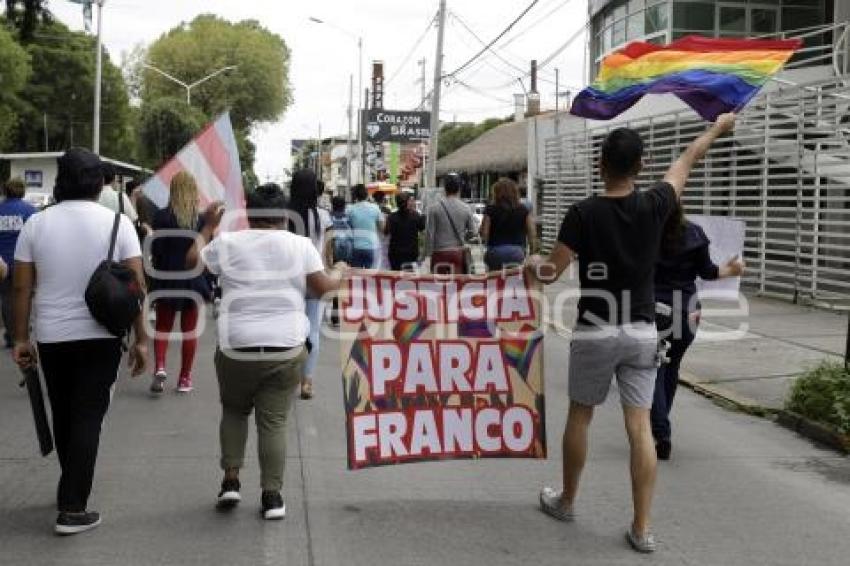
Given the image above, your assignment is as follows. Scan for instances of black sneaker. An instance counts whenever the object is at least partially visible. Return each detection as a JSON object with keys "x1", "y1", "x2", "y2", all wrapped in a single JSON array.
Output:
[
  {"x1": 656, "y1": 440, "x2": 672, "y2": 461},
  {"x1": 261, "y1": 491, "x2": 285, "y2": 520},
  {"x1": 55, "y1": 511, "x2": 101, "y2": 535},
  {"x1": 217, "y1": 478, "x2": 241, "y2": 509}
]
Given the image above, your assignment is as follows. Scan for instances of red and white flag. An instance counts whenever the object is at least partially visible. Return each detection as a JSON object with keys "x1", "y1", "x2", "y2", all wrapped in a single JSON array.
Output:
[{"x1": 142, "y1": 112, "x2": 247, "y2": 230}]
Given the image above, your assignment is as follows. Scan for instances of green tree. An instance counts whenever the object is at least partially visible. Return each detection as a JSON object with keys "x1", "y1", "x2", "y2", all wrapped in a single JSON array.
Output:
[
  {"x1": 438, "y1": 117, "x2": 510, "y2": 158},
  {"x1": 13, "y1": 21, "x2": 134, "y2": 160},
  {"x1": 4, "y1": 0, "x2": 51, "y2": 42},
  {"x1": 0, "y1": 23, "x2": 31, "y2": 150},
  {"x1": 137, "y1": 14, "x2": 292, "y2": 173},
  {"x1": 138, "y1": 96, "x2": 205, "y2": 167}
]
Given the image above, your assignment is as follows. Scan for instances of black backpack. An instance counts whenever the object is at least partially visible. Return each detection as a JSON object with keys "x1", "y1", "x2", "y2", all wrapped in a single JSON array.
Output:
[{"x1": 85, "y1": 198, "x2": 144, "y2": 339}]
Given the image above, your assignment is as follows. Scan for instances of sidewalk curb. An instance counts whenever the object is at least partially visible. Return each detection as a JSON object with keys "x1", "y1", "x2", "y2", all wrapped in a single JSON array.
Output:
[
  {"x1": 678, "y1": 373, "x2": 777, "y2": 418},
  {"x1": 678, "y1": 373, "x2": 850, "y2": 454},
  {"x1": 775, "y1": 411, "x2": 850, "y2": 454}
]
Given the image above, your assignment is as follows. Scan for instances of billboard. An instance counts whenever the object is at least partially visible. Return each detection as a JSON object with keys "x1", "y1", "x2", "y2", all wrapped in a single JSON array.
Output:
[{"x1": 362, "y1": 109, "x2": 432, "y2": 143}]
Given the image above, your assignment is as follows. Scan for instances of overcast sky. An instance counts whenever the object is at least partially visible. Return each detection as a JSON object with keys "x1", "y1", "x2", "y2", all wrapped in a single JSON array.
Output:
[{"x1": 50, "y1": 0, "x2": 589, "y2": 181}]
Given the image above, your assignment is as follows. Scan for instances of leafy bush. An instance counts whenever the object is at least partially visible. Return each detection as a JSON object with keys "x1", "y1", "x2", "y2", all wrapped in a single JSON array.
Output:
[{"x1": 786, "y1": 361, "x2": 850, "y2": 435}]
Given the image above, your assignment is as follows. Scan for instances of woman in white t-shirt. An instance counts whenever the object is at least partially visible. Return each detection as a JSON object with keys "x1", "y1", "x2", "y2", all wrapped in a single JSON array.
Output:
[
  {"x1": 188, "y1": 183, "x2": 346, "y2": 519},
  {"x1": 286, "y1": 170, "x2": 332, "y2": 400},
  {"x1": 12, "y1": 148, "x2": 148, "y2": 536}
]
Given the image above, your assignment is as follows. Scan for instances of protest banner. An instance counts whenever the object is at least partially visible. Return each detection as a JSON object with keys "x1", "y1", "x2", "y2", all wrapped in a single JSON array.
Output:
[
  {"x1": 690, "y1": 215, "x2": 746, "y2": 297},
  {"x1": 339, "y1": 270, "x2": 546, "y2": 469}
]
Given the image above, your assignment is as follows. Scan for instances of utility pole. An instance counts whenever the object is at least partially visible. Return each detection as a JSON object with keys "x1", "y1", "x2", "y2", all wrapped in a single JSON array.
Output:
[
  {"x1": 346, "y1": 73, "x2": 354, "y2": 195},
  {"x1": 362, "y1": 88, "x2": 369, "y2": 184},
  {"x1": 92, "y1": 0, "x2": 104, "y2": 154},
  {"x1": 425, "y1": 0, "x2": 447, "y2": 188},
  {"x1": 417, "y1": 58, "x2": 427, "y2": 189},
  {"x1": 417, "y1": 58, "x2": 427, "y2": 105}
]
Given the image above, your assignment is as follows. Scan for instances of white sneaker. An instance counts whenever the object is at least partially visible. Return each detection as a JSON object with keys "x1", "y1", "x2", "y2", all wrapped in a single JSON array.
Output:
[
  {"x1": 626, "y1": 527, "x2": 657, "y2": 553},
  {"x1": 261, "y1": 491, "x2": 286, "y2": 520},
  {"x1": 539, "y1": 487, "x2": 575, "y2": 522}
]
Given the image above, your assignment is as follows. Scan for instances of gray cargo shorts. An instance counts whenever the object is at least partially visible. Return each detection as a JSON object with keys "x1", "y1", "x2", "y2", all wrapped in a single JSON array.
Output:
[{"x1": 567, "y1": 321, "x2": 658, "y2": 408}]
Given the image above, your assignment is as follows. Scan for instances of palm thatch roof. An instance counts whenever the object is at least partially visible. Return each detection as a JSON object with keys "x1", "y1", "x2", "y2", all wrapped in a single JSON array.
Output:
[{"x1": 436, "y1": 119, "x2": 527, "y2": 175}]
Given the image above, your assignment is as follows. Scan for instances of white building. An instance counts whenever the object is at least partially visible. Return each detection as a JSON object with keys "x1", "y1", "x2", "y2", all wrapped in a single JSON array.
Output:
[{"x1": 0, "y1": 152, "x2": 149, "y2": 207}]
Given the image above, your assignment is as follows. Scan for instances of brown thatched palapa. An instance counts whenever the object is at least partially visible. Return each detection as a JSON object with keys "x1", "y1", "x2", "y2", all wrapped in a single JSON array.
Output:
[{"x1": 436, "y1": 119, "x2": 527, "y2": 175}]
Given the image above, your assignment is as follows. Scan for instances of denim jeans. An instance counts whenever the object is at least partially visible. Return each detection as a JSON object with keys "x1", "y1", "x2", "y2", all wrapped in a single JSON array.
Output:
[
  {"x1": 651, "y1": 310, "x2": 698, "y2": 442},
  {"x1": 304, "y1": 299, "x2": 323, "y2": 377},
  {"x1": 484, "y1": 244, "x2": 526, "y2": 272},
  {"x1": 350, "y1": 248, "x2": 376, "y2": 269}
]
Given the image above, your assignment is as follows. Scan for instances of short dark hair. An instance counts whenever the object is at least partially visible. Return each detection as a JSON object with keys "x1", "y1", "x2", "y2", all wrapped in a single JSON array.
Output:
[
  {"x1": 125, "y1": 178, "x2": 141, "y2": 196},
  {"x1": 600, "y1": 128, "x2": 644, "y2": 179},
  {"x1": 54, "y1": 148, "x2": 103, "y2": 202},
  {"x1": 246, "y1": 183, "x2": 287, "y2": 226},
  {"x1": 4, "y1": 177, "x2": 25, "y2": 199},
  {"x1": 331, "y1": 195, "x2": 346, "y2": 213},
  {"x1": 444, "y1": 173, "x2": 462, "y2": 195},
  {"x1": 352, "y1": 183, "x2": 368, "y2": 202},
  {"x1": 316, "y1": 179, "x2": 325, "y2": 197},
  {"x1": 101, "y1": 162, "x2": 116, "y2": 185},
  {"x1": 373, "y1": 191, "x2": 385, "y2": 204}
]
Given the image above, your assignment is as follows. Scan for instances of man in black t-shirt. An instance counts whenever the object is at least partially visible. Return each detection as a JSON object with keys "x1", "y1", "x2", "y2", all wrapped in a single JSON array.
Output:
[{"x1": 527, "y1": 113, "x2": 736, "y2": 553}]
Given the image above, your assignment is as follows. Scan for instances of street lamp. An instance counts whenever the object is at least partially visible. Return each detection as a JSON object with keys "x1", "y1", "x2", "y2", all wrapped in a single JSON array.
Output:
[
  {"x1": 142, "y1": 64, "x2": 238, "y2": 106},
  {"x1": 308, "y1": 16, "x2": 363, "y2": 191},
  {"x1": 68, "y1": 0, "x2": 105, "y2": 153}
]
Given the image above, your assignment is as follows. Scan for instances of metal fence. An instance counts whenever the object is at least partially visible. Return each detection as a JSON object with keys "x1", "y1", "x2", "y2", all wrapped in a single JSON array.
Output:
[{"x1": 540, "y1": 73, "x2": 850, "y2": 304}]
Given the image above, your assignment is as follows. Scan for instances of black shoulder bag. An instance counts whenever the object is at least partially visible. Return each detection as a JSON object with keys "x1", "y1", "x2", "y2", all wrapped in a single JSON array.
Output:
[{"x1": 85, "y1": 197, "x2": 144, "y2": 339}]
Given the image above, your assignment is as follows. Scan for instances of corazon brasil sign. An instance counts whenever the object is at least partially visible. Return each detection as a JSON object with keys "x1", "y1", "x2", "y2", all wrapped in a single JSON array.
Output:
[{"x1": 362, "y1": 109, "x2": 431, "y2": 143}]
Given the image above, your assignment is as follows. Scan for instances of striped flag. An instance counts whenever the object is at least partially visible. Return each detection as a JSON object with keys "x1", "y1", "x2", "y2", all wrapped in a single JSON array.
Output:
[{"x1": 142, "y1": 112, "x2": 246, "y2": 230}]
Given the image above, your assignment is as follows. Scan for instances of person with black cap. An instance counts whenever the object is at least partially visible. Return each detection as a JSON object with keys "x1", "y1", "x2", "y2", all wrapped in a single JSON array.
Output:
[
  {"x1": 12, "y1": 148, "x2": 148, "y2": 536},
  {"x1": 425, "y1": 172, "x2": 475, "y2": 274}
]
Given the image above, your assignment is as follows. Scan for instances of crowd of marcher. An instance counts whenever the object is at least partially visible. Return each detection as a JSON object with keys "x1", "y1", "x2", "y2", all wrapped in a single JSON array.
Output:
[{"x1": 1, "y1": 112, "x2": 744, "y2": 552}]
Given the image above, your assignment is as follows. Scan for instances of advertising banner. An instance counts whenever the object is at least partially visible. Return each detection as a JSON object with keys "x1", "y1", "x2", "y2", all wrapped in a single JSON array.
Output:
[
  {"x1": 339, "y1": 270, "x2": 546, "y2": 469},
  {"x1": 362, "y1": 109, "x2": 432, "y2": 143}
]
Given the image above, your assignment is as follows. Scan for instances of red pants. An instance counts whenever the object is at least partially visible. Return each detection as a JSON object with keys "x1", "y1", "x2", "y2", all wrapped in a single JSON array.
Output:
[{"x1": 154, "y1": 302, "x2": 199, "y2": 379}]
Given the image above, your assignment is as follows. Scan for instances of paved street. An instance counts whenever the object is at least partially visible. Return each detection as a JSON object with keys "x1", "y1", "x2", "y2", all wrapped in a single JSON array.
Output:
[{"x1": 2, "y1": 308, "x2": 850, "y2": 566}]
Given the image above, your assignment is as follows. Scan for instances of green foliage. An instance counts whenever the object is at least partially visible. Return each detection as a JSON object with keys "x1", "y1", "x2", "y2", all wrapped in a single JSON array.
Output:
[
  {"x1": 0, "y1": 22, "x2": 31, "y2": 150},
  {"x1": 135, "y1": 14, "x2": 292, "y2": 174},
  {"x1": 138, "y1": 96, "x2": 206, "y2": 168},
  {"x1": 438, "y1": 116, "x2": 511, "y2": 158},
  {"x1": 786, "y1": 361, "x2": 850, "y2": 435},
  {"x1": 12, "y1": 21, "x2": 133, "y2": 159},
  {"x1": 5, "y1": 0, "x2": 51, "y2": 42}
]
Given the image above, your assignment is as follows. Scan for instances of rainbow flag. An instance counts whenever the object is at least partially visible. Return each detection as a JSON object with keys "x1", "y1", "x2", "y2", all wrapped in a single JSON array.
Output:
[
  {"x1": 571, "y1": 36, "x2": 801, "y2": 121},
  {"x1": 393, "y1": 320, "x2": 431, "y2": 344},
  {"x1": 501, "y1": 324, "x2": 543, "y2": 382}
]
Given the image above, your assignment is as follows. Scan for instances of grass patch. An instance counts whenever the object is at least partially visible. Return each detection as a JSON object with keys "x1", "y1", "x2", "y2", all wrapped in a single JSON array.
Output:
[{"x1": 786, "y1": 361, "x2": 850, "y2": 436}]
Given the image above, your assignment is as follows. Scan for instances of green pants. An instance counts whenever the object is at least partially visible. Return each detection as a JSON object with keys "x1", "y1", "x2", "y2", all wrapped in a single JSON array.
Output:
[{"x1": 215, "y1": 347, "x2": 307, "y2": 491}]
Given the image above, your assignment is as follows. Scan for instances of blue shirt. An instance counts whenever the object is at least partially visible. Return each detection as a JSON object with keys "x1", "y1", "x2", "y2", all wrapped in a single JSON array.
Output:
[
  {"x1": 0, "y1": 198, "x2": 36, "y2": 266},
  {"x1": 347, "y1": 201, "x2": 382, "y2": 251}
]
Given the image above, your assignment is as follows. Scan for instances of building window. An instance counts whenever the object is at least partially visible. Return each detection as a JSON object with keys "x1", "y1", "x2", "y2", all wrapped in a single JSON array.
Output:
[
  {"x1": 645, "y1": 2, "x2": 668, "y2": 34},
  {"x1": 627, "y1": 12, "x2": 645, "y2": 39},
  {"x1": 612, "y1": 17, "x2": 627, "y2": 45},
  {"x1": 672, "y1": 2, "x2": 715, "y2": 32}
]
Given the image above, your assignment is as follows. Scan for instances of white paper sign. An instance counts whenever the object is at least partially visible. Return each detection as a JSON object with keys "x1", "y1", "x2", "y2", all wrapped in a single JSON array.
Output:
[{"x1": 690, "y1": 215, "x2": 745, "y2": 298}]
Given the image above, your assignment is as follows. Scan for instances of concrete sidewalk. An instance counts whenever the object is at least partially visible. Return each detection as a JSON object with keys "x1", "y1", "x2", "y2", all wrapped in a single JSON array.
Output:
[
  {"x1": 545, "y1": 279, "x2": 848, "y2": 411},
  {"x1": 2, "y1": 311, "x2": 850, "y2": 564}
]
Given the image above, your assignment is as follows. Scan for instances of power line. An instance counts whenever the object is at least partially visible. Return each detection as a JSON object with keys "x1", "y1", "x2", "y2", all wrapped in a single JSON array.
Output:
[
  {"x1": 443, "y1": 0, "x2": 540, "y2": 79},
  {"x1": 385, "y1": 11, "x2": 438, "y2": 87},
  {"x1": 487, "y1": 20, "x2": 587, "y2": 90},
  {"x1": 449, "y1": 10, "x2": 559, "y2": 87},
  {"x1": 499, "y1": 0, "x2": 578, "y2": 50}
]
